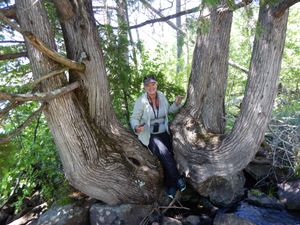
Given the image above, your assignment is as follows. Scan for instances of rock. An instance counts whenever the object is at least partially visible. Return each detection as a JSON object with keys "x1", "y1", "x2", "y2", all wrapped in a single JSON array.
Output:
[
  {"x1": 278, "y1": 180, "x2": 300, "y2": 210},
  {"x1": 0, "y1": 211, "x2": 9, "y2": 224},
  {"x1": 162, "y1": 216, "x2": 182, "y2": 225},
  {"x1": 198, "y1": 172, "x2": 245, "y2": 207},
  {"x1": 181, "y1": 215, "x2": 201, "y2": 225},
  {"x1": 234, "y1": 202, "x2": 300, "y2": 225},
  {"x1": 89, "y1": 203, "x2": 153, "y2": 225},
  {"x1": 247, "y1": 190, "x2": 284, "y2": 209},
  {"x1": 35, "y1": 203, "x2": 90, "y2": 225},
  {"x1": 213, "y1": 213, "x2": 256, "y2": 225}
]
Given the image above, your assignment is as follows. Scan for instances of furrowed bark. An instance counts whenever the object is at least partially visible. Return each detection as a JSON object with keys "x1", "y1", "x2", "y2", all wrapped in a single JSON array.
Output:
[
  {"x1": 16, "y1": 0, "x2": 161, "y2": 204},
  {"x1": 172, "y1": 1, "x2": 289, "y2": 195},
  {"x1": 184, "y1": 0, "x2": 232, "y2": 134}
]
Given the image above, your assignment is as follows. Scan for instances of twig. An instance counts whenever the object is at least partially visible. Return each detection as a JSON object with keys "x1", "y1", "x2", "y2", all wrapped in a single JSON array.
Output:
[
  {"x1": 229, "y1": 60, "x2": 249, "y2": 75},
  {"x1": 33, "y1": 112, "x2": 41, "y2": 144},
  {"x1": 162, "y1": 191, "x2": 180, "y2": 214},
  {"x1": 0, "y1": 104, "x2": 45, "y2": 144},
  {"x1": 0, "y1": 177, "x2": 20, "y2": 210},
  {"x1": 159, "y1": 205, "x2": 190, "y2": 210},
  {"x1": 0, "y1": 101, "x2": 24, "y2": 118},
  {"x1": 0, "y1": 81, "x2": 79, "y2": 102},
  {"x1": 130, "y1": 0, "x2": 253, "y2": 30},
  {"x1": 32, "y1": 67, "x2": 69, "y2": 88},
  {"x1": 268, "y1": 125, "x2": 299, "y2": 148},
  {"x1": 0, "y1": 51, "x2": 27, "y2": 60}
]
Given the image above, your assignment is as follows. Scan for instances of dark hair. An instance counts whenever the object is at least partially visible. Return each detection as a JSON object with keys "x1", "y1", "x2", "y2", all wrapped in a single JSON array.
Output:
[{"x1": 143, "y1": 75, "x2": 157, "y2": 85}]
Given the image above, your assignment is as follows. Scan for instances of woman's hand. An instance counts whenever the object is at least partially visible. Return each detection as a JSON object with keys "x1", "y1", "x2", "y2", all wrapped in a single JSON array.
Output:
[
  {"x1": 135, "y1": 124, "x2": 145, "y2": 133},
  {"x1": 175, "y1": 95, "x2": 184, "y2": 106}
]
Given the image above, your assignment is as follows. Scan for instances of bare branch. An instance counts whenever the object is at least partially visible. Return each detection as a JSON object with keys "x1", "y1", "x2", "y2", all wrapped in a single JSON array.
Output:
[
  {"x1": 0, "y1": 40, "x2": 24, "y2": 44},
  {"x1": 0, "y1": 104, "x2": 45, "y2": 144},
  {"x1": 272, "y1": 0, "x2": 300, "y2": 18},
  {"x1": 25, "y1": 32, "x2": 85, "y2": 71},
  {"x1": 32, "y1": 67, "x2": 69, "y2": 88},
  {"x1": 229, "y1": 60, "x2": 249, "y2": 75},
  {"x1": 140, "y1": 0, "x2": 185, "y2": 35},
  {"x1": 93, "y1": 6, "x2": 117, "y2": 11},
  {"x1": 0, "y1": 51, "x2": 27, "y2": 60},
  {"x1": 0, "y1": 177, "x2": 20, "y2": 210},
  {"x1": 130, "y1": 6, "x2": 200, "y2": 30},
  {"x1": 130, "y1": 0, "x2": 252, "y2": 30},
  {"x1": 0, "y1": 5, "x2": 16, "y2": 19},
  {"x1": 0, "y1": 101, "x2": 24, "y2": 118},
  {"x1": 0, "y1": 81, "x2": 79, "y2": 102},
  {"x1": 0, "y1": 12, "x2": 85, "y2": 71}
]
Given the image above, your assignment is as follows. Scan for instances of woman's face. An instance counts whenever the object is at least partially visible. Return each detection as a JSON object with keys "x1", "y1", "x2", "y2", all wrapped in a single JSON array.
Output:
[{"x1": 144, "y1": 82, "x2": 157, "y2": 95}]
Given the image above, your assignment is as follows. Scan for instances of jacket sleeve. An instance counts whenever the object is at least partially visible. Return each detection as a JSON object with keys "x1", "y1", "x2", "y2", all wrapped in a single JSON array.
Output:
[
  {"x1": 130, "y1": 98, "x2": 144, "y2": 132},
  {"x1": 168, "y1": 101, "x2": 182, "y2": 113}
]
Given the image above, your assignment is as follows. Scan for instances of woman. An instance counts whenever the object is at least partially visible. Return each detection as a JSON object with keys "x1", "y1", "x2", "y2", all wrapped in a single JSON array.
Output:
[{"x1": 130, "y1": 75, "x2": 186, "y2": 199}]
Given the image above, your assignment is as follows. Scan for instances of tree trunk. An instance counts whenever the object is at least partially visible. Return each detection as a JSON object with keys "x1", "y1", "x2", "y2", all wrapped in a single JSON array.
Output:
[
  {"x1": 16, "y1": 0, "x2": 161, "y2": 205},
  {"x1": 184, "y1": 1, "x2": 232, "y2": 134},
  {"x1": 13, "y1": 0, "x2": 290, "y2": 206},
  {"x1": 172, "y1": 1, "x2": 289, "y2": 199},
  {"x1": 176, "y1": 0, "x2": 183, "y2": 74}
]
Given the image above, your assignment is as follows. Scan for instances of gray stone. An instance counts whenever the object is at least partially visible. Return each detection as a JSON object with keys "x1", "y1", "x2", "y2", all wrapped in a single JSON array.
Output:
[
  {"x1": 89, "y1": 203, "x2": 153, "y2": 225},
  {"x1": 36, "y1": 203, "x2": 89, "y2": 225},
  {"x1": 162, "y1": 217, "x2": 182, "y2": 225},
  {"x1": 278, "y1": 180, "x2": 300, "y2": 210},
  {"x1": 198, "y1": 172, "x2": 245, "y2": 207},
  {"x1": 0, "y1": 211, "x2": 9, "y2": 224},
  {"x1": 181, "y1": 215, "x2": 201, "y2": 225},
  {"x1": 234, "y1": 202, "x2": 300, "y2": 225},
  {"x1": 213, "y1": 213, "x2": 256, "y2": 225},
  {"x1": 247, "y1": 190, "x2": 284, "y2": 209}
]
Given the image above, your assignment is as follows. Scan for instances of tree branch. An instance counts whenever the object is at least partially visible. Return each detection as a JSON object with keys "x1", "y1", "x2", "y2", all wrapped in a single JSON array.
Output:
[
  {"x1": 0, "y1": 101, "x2": 24, "y2": 118},
  {"x1": 130, "y1": 6, "x2": 200, "y2": 29},
  {"x1": 130, "y1": 0, "x2": 252, "y2": 30},
  {"x1": 140, "y1": 0, "x2": 185, "y2": 35},
  {"x1": 0, "y1": 5, "x2": 16, "y2": 19},
  {"x1": 32, "y1": 67, "x2": 69, "y2": 88},
  {"x1": 0, "y1": 12, "x2": 85, "y2": 71},
  {"x1": 229, "y1": 60, "x2": 249, "y2": 74},
  {"x1": 0, "y1": 40, "x2": 25, "y2": 44},
  {"x1": 272, "y1": 0, "x2": 300, "y2": 18},
  {"x1": 0, "y1": 51, "x2": 27, "y2": 60},
  {"x1": 0, "y1": 81, "x2": 79, "y2": 102},
  {"x1": 0, "y1": 104, "x2": 45, "y2": 144}
]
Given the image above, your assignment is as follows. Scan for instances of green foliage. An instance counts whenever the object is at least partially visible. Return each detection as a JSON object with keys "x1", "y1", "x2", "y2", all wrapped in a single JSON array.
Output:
[
  {"x1": 99, "y1": 25, "x2": 186, "y2": 127},
  {"x1": 0, "y1": 113, "x2": 68, "y2": 212}
]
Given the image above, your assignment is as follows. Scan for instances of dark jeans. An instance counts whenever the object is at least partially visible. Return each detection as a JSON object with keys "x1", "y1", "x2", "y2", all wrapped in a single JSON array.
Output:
[{"x1": 148, "y1": 132, "x2": 181, "y2": 189}]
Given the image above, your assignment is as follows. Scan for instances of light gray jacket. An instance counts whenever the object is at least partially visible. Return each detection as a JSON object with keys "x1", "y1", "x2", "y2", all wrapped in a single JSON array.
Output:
[{"x1": 130, "y1": 91, "x2": 181, "y2": 146}]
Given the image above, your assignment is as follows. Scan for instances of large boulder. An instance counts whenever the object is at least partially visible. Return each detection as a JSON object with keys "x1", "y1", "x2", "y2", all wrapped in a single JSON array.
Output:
[
  {"x1": 278, "y1": 180, "x2": 300, "y2": 210},
  {"x1": 89, "y1": 203, "x2": 153, "y2": 225},
  {"x1": 35, "y1": 203, "x2": 90, "y2": 225},
  {"x1": 213, "y1": 213, "x2": 256, "y2": 225},
  {"x1": 198, "y1": 172, "x2": 245, "y2": 207}
]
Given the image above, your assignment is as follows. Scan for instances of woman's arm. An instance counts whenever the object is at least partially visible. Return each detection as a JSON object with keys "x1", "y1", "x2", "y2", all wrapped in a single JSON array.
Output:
[
  {"x1": 130, "y1": 98, "x2": 144, "y2": 133},
  {"x1": 168, "y1": 95, "x2": 184, "y2": 113}
]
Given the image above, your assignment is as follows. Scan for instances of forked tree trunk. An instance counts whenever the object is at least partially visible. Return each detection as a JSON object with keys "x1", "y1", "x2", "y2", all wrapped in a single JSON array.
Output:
[
  {"x1": 14, "y1": 0, "x2": 290, "y2": 206},
  {"x1": 184, "y1": 1, "x2": 232, "y2": 134},
  {"x1": 16, "y1": 0, "x2": 161, "y2": 205},
  {"x1": 172, "y1": 1, "x2": 289, "y2": 197}
]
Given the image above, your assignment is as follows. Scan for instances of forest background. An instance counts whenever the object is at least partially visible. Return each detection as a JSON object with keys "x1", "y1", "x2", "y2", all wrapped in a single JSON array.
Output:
[{"x1": 0, "y1": 0, "x2": 299, "y2": 212}]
